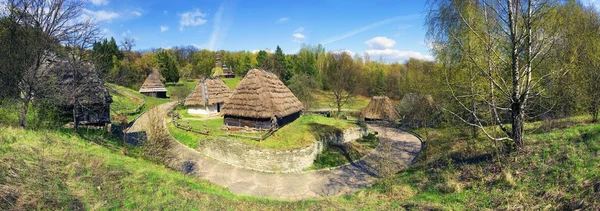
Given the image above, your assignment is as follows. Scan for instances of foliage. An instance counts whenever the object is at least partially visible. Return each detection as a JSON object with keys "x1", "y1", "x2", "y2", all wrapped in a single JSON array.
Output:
[{"x1": 157, "y1": 51, "x2": 180, "y2": 83}]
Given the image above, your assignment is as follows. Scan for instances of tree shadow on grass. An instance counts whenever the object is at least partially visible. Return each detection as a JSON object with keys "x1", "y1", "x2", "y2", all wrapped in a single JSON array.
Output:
[{"x1": 309, "y1": 123, "x2": 379, "y2": 178}]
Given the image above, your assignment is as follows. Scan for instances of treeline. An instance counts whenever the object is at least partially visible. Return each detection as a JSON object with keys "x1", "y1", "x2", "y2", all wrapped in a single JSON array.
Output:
[{"x1": 90, "y1": 42, "x2": 435, "y2": 102}]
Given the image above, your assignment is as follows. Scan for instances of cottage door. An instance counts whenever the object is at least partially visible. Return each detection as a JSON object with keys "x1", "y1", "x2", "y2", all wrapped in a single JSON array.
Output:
[{"x1": 217, "y1": 103, "x2": 221, "y2": 112}]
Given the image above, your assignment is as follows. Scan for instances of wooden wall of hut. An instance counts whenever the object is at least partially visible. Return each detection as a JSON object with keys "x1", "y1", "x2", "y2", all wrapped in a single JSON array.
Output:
[{"x1": 142, "y1": 91, "x2": 167, "y2": 98}]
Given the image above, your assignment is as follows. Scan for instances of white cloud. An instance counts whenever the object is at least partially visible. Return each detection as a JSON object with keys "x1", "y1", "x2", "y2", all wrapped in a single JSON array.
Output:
[
  {"x1": 365, "y1": 49, "x2": 434, "y2": 62},
  {"x1": 252, "y1": 49, "x2": 273, "y2": 54},
  {"x1": 292, "y1": 33, "x2": 305, "y2": 42},
  {"x1": 276, "y1": 17, "x2": 289, "y2": 24},
  {"x1": 321, "y1": 14, "x2": 419, "y2": 45},
  {"x1": 331, "y1": 49, "x2": 356, "y2": 57},
  {"x1": 179, "y1": 9, "x2": 207, "y2": 31},
  {"x1": 294, "y1": 27, "x2": 304, "y2": 33},
  {"x1": 82, "y1": 9, "x2": 119, "y2": 22},
  {"x1": 89, "y1": 0, "x2": 109, "y2": 6},
  {"x1": 160, "y1": 25, "x2": 169, "y2": 32},
  {"x1": 365, "y1": 36, "x2": 396, "y2": 50},
  {"x1": 131, "y1": 10, "x2": 142, "y2": 17}
]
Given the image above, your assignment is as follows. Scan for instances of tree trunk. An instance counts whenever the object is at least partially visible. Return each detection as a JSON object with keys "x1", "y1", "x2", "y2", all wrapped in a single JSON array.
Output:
[
  {"x1": 511, "y1": 102, "x2": 524, "y2": 150},
  {"x1": 19, "y1": 96, "x2": 30, "y2": 128}
]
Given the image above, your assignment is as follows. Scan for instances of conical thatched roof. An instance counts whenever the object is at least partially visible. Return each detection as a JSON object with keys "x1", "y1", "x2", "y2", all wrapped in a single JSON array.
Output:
[
  {"x1": 361, "y1": 96, "x2": 400, "y2": 121},
  {"x1": 184, "y1": 78, "x2": 233, "y2": 107},
  {"x1": 139, "y1": 69, "x2": 167, "y2": 93},
  {"x1": 222, "y1": 69, "x2": 304, "y2": 119}
]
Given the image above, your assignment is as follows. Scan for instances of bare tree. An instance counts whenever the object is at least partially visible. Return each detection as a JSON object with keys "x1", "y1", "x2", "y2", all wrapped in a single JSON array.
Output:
[
  {"x1": 325, "y1": 52, "x2": 359, "y2": 113},
  {"x1": 2, "y1": 0, "x2": 98, "y2": 128},
  {"x1": 427, "y1": 0, "x2": 561, "y2": 151},
  {"x1": 120, "y1": 37, "x2": 135, "y2": 52}
]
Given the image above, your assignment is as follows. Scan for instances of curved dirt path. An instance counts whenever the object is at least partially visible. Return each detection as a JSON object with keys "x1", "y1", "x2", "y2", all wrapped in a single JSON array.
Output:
[{"x1": 126, "y1": 102, "x2": 422, "y2": 200}]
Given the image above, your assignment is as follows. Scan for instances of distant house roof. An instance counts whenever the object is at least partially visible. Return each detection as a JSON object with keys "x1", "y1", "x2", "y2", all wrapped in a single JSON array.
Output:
[
  {"x1": 184, "y1": 78, "x2": 233, "y2": 107},
  {"x1": 361, "y1": 96, "x2": 399, "y2": 121},
  {"x1": 48, "y1": 59, "x2": 112, "y2": 106},
  {"x1": 139, "y1": 69, "x2": 167, "y2": 93},
  {"x1": 222, "y1": 69, "x2": 303, "y2": 119}
]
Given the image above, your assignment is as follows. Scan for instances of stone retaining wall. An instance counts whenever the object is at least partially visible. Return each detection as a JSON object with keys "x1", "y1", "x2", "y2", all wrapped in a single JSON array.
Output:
[{"x1": 196, "y1": 126, "x2": 368, "y2": 173}]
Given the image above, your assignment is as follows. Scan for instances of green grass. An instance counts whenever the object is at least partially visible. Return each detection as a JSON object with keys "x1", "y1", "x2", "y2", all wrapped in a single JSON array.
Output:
[
  {"x1": 106, "y1": 83, "x2": 171, "y2": 122},
  {"x1": 312, "y1": 90, "x2": 371, "y2": 110},
  {"x1": 165, "y1": 79, "x2": 198, "y2": 100},
  {"x1": 222, "y1": 76, "x2": 242, "y2": 90},
  {"x1": 310, "y1": 133, "x2": 379, "y2": 170},
  {"x1": 2, "y1": 100, "x2": 599, "y2": 209},
  {"x1": 168, "y1": 112, "x2": 358, "y2": 150}
]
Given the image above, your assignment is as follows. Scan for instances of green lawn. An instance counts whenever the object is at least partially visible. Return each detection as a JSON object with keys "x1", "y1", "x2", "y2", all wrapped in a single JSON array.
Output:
[
  {"x1": 165, "y1": 79, "x2": 198, "y2": 100},
  {"x1": 106, "y1": 83, "x2": 170, "y2": 122},
  {"x1": 168, "y1": 110, "x2": 358, "y2": 150},
  {"x1": 312, "y1": 90, "x2": 371, "y2": 110},
  {"x1": 222, "y1": 76, "x2": 242, "y2": 90}
]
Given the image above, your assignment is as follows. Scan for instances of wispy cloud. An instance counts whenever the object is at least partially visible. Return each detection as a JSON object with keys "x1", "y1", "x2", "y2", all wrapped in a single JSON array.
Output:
[
  {"x1": 208, "y1": 1, "x2": 234, "y2": 50},
  {"x1": 160, "y1": 25, "x2": 169, "y2": 32},
  {"x1": 89, "y1": 0, "x2": 109, "y2": 6},
  {"x1": 82, "y1": 9, "x2": 120, "y2": 22},
  {"x1": 292, "y1": 27, "x2": 305, "y2": 42},
  {"x1": 320, "y1": 14, "x2": 420, "y2": 45},
  {"x1": 131, "y1": 10, "x2": 142, "y2": 17},
  {"x1": 179, "y1": 9, "x2": 207, "y2": 31},
  {"x1": 276, "y1": 17, "x2": 289, "y2": 24}
]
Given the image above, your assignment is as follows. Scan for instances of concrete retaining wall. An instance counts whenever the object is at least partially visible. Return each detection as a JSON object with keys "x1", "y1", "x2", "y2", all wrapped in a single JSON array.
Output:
[{"x1": 196, "y1": 126, "x2": 368, "y2": 173}]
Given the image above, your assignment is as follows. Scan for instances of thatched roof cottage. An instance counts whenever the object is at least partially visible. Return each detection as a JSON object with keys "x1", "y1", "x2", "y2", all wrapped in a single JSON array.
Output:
[
  {"x1": 49, "y1": 59, "x2": 113, "y2": 125},
  {"x1": 361, "y1": 96, "x2": 400, "y2": 122},
  {"x1": 221, "y1": 69, "x2": 303, "y2": 129},
  {"x1": 184, "y1": 78, "x2": 233, "y2": 116},
  {"x1": 139, "y1": 69, "x2": 167, "y2": 98}
]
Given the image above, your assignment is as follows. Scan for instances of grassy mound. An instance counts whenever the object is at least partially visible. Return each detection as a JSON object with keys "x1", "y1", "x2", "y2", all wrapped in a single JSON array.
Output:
[{"x1": 168, "y1": 114, "x2": 358, "y2": 150}]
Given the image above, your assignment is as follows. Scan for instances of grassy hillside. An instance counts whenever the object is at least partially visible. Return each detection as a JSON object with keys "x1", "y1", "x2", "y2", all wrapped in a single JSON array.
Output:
[
  {"x1": 1, "y1": 115, "x2": 598, "y2": 209},
  {"x1": 106, "y1": 83, "x2": 170, "y2": 122}
]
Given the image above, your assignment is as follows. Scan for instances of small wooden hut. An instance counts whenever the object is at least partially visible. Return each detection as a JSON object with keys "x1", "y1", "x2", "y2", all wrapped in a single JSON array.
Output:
[
  {"x1": 139, "y1": 69, "x2": 167, "y2": 98},
  {"x1": 361, "y1": 96, "x2": 400, "y2": 122},
  {"x1": 50, "y1": 59, "x2": 112, "y2": 125},
  {"x1": 184, "y1": 78, "x2": 233, "y2": 115},
  {"x1": 221, "y1": 69, "x2": 304, "y2": 129}
]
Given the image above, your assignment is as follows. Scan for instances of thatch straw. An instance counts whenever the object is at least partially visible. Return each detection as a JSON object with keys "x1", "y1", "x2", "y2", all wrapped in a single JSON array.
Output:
[
  {"x1": 222, "y1": 69, "x2": 304, "y2": 118},
  {"x1": 361, "y1": 96, "x2": 400, "y2": 121},
  {"x1": 139, "y1": 69, "x2": 167, "y2": 93},
  {"x1": 47, "y1": 59, "x2": 112, "y2": 106},
  {"x1": 184, "y1": 78, "x2": 233, "y2": 107}
]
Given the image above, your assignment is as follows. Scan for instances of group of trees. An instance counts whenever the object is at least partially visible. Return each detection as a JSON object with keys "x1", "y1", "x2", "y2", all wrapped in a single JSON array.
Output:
[{"x1": 426, "y1": 0, "x2": 600, "y2": 151}]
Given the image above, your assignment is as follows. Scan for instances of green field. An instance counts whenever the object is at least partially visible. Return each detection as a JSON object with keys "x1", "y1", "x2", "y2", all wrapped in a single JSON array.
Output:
[
  {"x1": 106, "y1": 83, "x2": 170, "y2": 122},
  {"x1": 312, "y1": 90, "x2": 371, "y2": 110},
  {"x1": 168, "y1": 109, "x2": 357, "y2": 150},
  {"x1": 1, "y1": 112, "x2": 599, "y2": 209},
  {"x1": 222, "y1": 76, "x2": 242, "y2": 90}
]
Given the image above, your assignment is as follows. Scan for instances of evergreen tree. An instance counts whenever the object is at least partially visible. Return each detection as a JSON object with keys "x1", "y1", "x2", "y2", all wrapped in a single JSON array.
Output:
[
  {"x1": 274, "y1": 46, "x2": 286, "y2": 79},
  {"x1": 157, "y1": 51, "x2": 180, "y2": 83},
  {"x1": 256, "y1": 50, "x2": 269, "y2": 70}
]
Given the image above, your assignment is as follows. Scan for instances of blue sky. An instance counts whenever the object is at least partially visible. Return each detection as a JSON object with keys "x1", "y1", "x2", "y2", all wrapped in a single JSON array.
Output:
[
  {"x1": 84, "y1": 0, "x2": 600, "y2": 62},
  {"x1": 86, "y1": 0, "x2": 432, "y2": 62}
]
